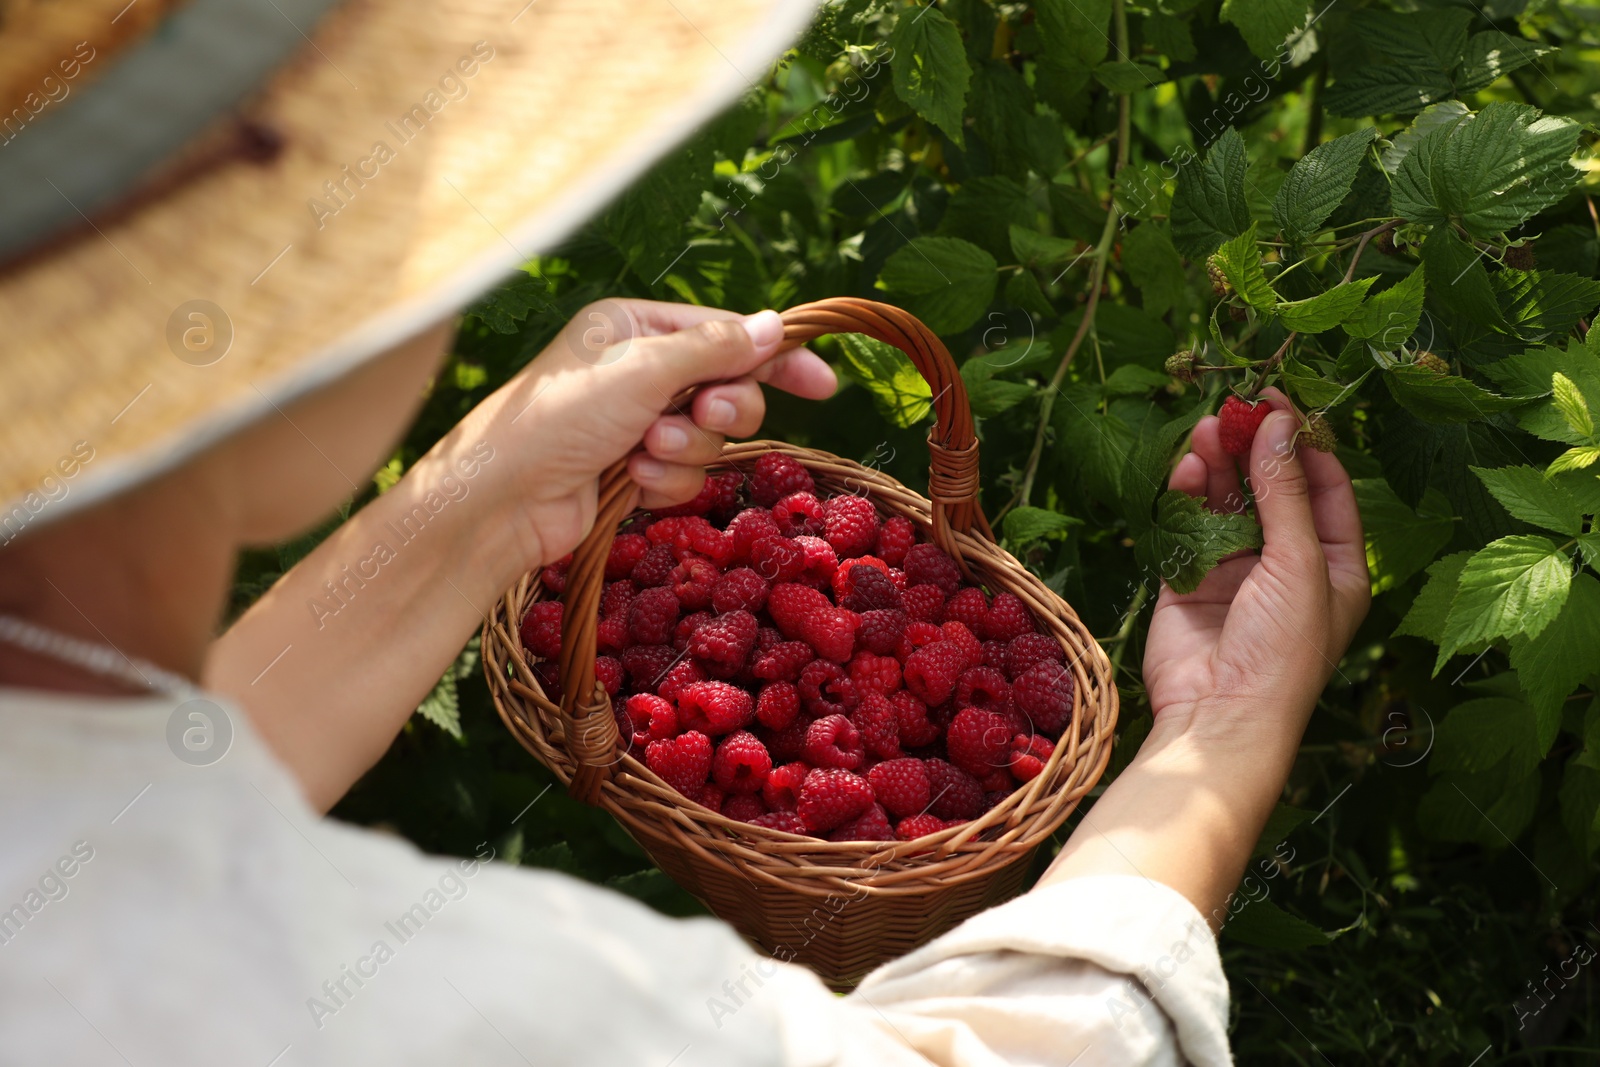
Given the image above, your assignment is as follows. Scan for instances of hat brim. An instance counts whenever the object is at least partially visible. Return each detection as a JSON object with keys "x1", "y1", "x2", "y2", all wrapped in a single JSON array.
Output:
[{"x1": 0, "y1": 0, "x2": 816, "y2": 537}]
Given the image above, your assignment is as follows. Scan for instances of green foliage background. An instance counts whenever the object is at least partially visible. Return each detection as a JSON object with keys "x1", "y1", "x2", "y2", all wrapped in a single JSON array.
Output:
[{"x1": 233, "y1": 1, "x2": 1600, "y2": 1061}]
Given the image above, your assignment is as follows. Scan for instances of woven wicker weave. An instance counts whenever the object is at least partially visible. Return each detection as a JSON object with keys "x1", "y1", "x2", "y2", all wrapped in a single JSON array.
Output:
[{"x1": 483, "y1": 297, "x2": 1118, "y2": 988}]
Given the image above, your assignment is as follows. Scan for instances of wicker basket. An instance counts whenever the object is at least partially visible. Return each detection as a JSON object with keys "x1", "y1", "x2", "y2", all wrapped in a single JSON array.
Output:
[{"x1": 483, "y1": 297, "x2": 1118, "y2": 989}]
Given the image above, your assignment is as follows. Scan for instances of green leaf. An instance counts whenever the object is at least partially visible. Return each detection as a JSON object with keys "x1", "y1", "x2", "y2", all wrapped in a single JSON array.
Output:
[
  {"x1": 1004, "y1": 269, "x2": 1054, "y2": 318},
  {"x1": 1275, "y1": 277, "x2": 1377, "y2": 333},
  {"x1": 1342, "y1": 266, "x2": 1426, "y2": 346},
  {"x1": 1220, "y1": 0, "x2": 1311, "y2": 61},
  {"x1": 1101, "y1": 365, "x2": 1172, "y2": 397},
  {"x1": 601, "y1": 134, "x2": 716, "y2": 270},
  {"x1": 1135, "y1": 490, "x2": 1263, "y2": 595},
  {"x1": 1354, "y1": 481, "x2": 1456, "y2": 593},
  {"x1": 890, "y1": 6, "x2": 972, "y2": 146},
  {"x1": 1225, "y1": 900, "x2": 1331, "y2": 949},
  {"x1": 1212, "y1": 224, "x2": 1277, "y2": 311},
  {"x1": 1121, "y1": 222, "x2": 1186, "y2": 318},
  {"x1": 967, "y1": 377, "x2": 1035, "y2": 417},
  {"x1": 1093, "y1": 60, "x2": 1159, "y2": 94},
  {"x1": 415, "y1": 671, "x2": 463, "y2": 739},
  {"x1": 466, "y1": 271, "x2": 557, "y2": 334},
  {"x1": 1002, "y1": 506, "x2": 1079, "y2": 546},
  {"x1": 1494, "y1": 270, "x2": 1600, "y2": 341},
  {"x1": 969, "y1": 61, "x2": 1036, "y2": 180},
  {"x1": 1170, "y1": 128, "x2": 1251, "y2": 260},
  {"x1": 1418, "y1": 766, "x2": 1539, "y2": 845},
  {"x1": 1455, "y1": 32, "x2": 1554, "y2": 95},
  {"x1": 1120, "y1": 402, "x2": 1207, "y2": 525},
  {"x1": 1009, "y1": 225, "x2": 1081, "y2": 269},
  {"x1": 1035, "y1": 0, "x2": 1112, "y2": 70},
  {"x1": 1438, "y1": 535, "x2": 1573, "y2": 667},
  {"x1": 1418, "y1": 227, "x2": 1505, "y2": 330},
  {"x1": 877, "y1": 237, "x2": 999, "y2": 335},
  {"x1": 1144, "y1": 12, "x2": 1196, "y2": 63},
  {"x1": 1380, "y1": 101, "x2": 1472, "y2": 176},
  {"x1": 1432, "y1": 697, "x2": 1540, "y2": 780},
  {"x1": 1252, "y1": 804, "x2": 1316, "y2": 860},
  {"x1": 1510, "y1": 575, "x2": 1600, "y2": 751},
  {"x1": 1432, "y1": 102, "x2": 1583, "y2": 239},
  {"x1": 1472, "y1": 465, "x2": 1583, "y2": 535},
  {"x1": 1325, "y1": 67, "x2": 1456, "y2": 119},
  {"x1": 1396, "y1": 550, "x2": 1473, "y2": 643},
  {"x1": 1354, "y1": 8, "x2": 1473, "y2": 71},
  {"x1": 1580, "y1": 532, "x2": 1600, "y2": 573},
  {"x1": 1549, "y1": 447, "x2": 1600, "y2": 476},
  {"x1": 1272, "y1": 129, "x2": 1378, "y2": 244},
  {"x1": 1385, "y1": 364, "x2": 1529, "y2": 424},
  {"x1": 837, "y1": 332, "x2": 934, "y2": 428},
  {"x1": 1552, "y1": 372, "x2": 1596, "y2": 440}
]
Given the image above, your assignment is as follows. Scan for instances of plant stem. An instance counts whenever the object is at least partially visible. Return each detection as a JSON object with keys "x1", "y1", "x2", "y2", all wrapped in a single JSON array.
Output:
[{"x1": 1106, "y1": 581, "x2": 1151, "y2": 675}]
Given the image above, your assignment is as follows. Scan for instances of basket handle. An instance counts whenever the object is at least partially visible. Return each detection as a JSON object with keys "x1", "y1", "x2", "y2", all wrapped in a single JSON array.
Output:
[{"x1": 557, "y1": 297, "x2": 989, "y2": 804}]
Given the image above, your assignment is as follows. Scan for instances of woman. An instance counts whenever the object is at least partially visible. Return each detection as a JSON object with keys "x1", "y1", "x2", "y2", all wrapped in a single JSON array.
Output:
[{"x1": 0, "y1": 1, "x2": 1368, "y2": 1064}]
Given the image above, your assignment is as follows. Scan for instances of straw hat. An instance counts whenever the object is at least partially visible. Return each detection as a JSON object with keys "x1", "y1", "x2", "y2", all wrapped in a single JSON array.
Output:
[{"x1": 0, "y1": 0, "x2": 816, "y2": 542}]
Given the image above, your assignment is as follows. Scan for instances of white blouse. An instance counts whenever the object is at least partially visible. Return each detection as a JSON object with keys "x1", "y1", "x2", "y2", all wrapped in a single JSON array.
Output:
[{"x1": 0, "y1": 688, "x2": 1232, "y2": 1065}]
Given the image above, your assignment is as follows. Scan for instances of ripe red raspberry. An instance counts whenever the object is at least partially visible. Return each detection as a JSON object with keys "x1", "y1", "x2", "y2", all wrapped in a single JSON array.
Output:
[
  {"x1": 896, "y1": 620, "x2": 945, "y2": 661},
  {"x1": 761, "y1": 714, "x2": 813, "y2": 763},
  {"x1": 606, "y1": 534, "x2": 650, "y2": 581},
  {"x1": 722, "y1": 793, "x2": 767, "y2": 823},
  {"x1": 925, "y1": 759, "x2": 985, "y2": 820},
  {"x1": 947, "y1": 708, "x2": 1015, "y2": 777},
  {"x1": 978, "y1": 769, "x2": 1012, "y2": 793},
  {"x1": 840, "y1": 564, "x2": 903, "y2": 613},
  {"x1": 983, "y1": 592, "x2": 1035, "y2": 642},
  {"x1": 600, "y1": 579, "x2": 636, "y2": 618},
  {"x1": 768, "y1": 583, "x2": 860, "y2": 662},
  {"x1": 749, "y1": 535, "x2": 806, "y2": 583},
  {"x1": 956, "y1": 666, "x2": 1011, "y2": 713},
  {"x1": 750, "y1": 452, "x2": 815, "y2": 507},
  {"x1": 678, "y1": 680, "x2": 755, "y2": 736},
  {"x1": 645, "y1": 731, "x2": 713, "y2": 797},
  {"x1": 890, "y1": 690, "x2": 940, "y2": 748},
  {"x1": 752, "y1": 640, "x2": 814, "y2": 683},
  {"x1": 630, "y1": 543, "x2": 677, "y2": 587},
  {"x1": 798, "y1": 659, "x2": 860, "y2": 717},
  {"x1": 895, "y1": 813, "x2": 948, "y2": 840},
  {"x1": 757, "y1": 625, "x2": 784, "y2": 652},
  {"x1": 534, "y1": 662, "x2": 563, "y2": 703},
  {"x1": 829, "y1": 802, "x2": 895, "y2": 841},
  {"x1": 1013, "y1": 660, "x2": 1077, "y2": 735},
  {"x1": 654, "y1": 469, "x2": 744, "y2": 518},
  {"x1": 1219, "y1": 395, "x2": 1271, "y2": 457},
  {"x1": 1009, "y1": 734, "x2": 1055, "y2": 781},
  {"x1": 594, "y1": 656, "x2": 624, "y2": 695},
  {"x1": 688, "y1": 609, "x2": 758, "y2": 676},
  {"x1": 854, "y1": 690, "x2": 901, "y2": 759},
  {"x1": 1004, "y1": 632, "x2": 1065, "y2": 680},
  {"x1": 628, "y1": 586, "x2": 680, "y2": 645},
  {"x1": 750, "y1": 810, "x2": 808, "y2": 834},
  {"x1": 867, "y1": 758, "x2": 930, "y2": 818},
  {"x1": 887, "y1": 568, "x2": 907, "y2": 590},
  {"x1": 797, "y1": 768, "x2": 875, "y2": 832},
  {"x1": 980, "y1": 640, "x2": 1008, "y2": 672},
  {"x1": 620, "y1": 644, "x2": 676, "y2": 691},
  {"x1": 772, "y1": 491, "x2": 826, "y2": 537},
  {"x1": 519, "y1": 601, "x2": 563, "y2": 659},
  {"x1": 858, "y1": 609, "x2": 909, "y2": 656},
  {"x1": 697, "y1": 784, "x2": 726, "y2": 813},
  {"x1": 673, "y1": 610, "x2": 714, "y2": 651},
  {"x1": 625, "y1": 693, "x2": 678, "y2": 745},
  {"x1": 596, "y1": 615, "x2": 629, "y2": 655},
  {"x1": 762, "y1": 760, "x2": 810, "y2": 811},
  {"x1": 791, "y1": 535, "x2": 839, "y2": 589},
  {"x1": 540, "y1": 557, "x2": 569, "y2": 594},
  {"x1": 725, "y1": 507, "x2": 781, "y2": 562},
  {"x1": 803, "y1": 714, "x2": 864, "y2": 769},
  {"x1": 943, "y1": 587, "x2": 988, "y2": 633},
  {"x1": 903, "y1": 641, "x2": 966, "y2": 705},
  {"x1": 712, "y1": 730, "x2": 772, "y2": 793},
  {"x1": 847, "y1": 650, "x2": 901, "y2": 694},
  {"x1": 710, "y1": 567, "x2": 770, "y2": 614},
  {"x1": 823, "y1": 495, "x2": 880, "y2": 558},
  {"x1": 940, "y1": 621, "x2": 983, "y2": 669},
  {"x1": 656, "y1": 658, "x2": 707, "y2": 703},
  {"x1": 670, "y1": 555, "x2": 719, "y2": 612},
  {"x1": 831, "y1": 555, "x2": 890, "y2": 601},
  {"x1": 902, "y1": 583, "x2": 947, "y2": 625},
  {"x1": 875, "y1": 515, "x2": 916, "y2": 567},
  {"x1": 903, "y1": 543, "x2": 962, "y2": 595},
  {"x1": 756, "y1": 681, "x2": 801, "y2": 730}
]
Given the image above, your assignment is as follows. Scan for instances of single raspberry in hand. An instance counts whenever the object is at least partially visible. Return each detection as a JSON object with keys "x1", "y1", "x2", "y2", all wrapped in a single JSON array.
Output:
[{"x1": 1218, "y1": 395, "x2": 1271, "y2": 457}]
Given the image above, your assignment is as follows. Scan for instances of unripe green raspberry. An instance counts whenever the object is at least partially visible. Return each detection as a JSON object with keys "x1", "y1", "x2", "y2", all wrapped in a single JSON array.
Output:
[
  {"x1": 1301, "y1": 413, "x2": 1336, "y2": 453},
  {"x1": 1413, "y1": 351, "x2": 1449, "y2": 375}
]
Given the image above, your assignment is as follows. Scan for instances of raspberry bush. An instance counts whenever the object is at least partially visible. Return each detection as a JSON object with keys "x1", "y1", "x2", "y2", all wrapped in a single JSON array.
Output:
[{"x1": 230, "y1": 1, "x2": 1600, "y2": 1060}]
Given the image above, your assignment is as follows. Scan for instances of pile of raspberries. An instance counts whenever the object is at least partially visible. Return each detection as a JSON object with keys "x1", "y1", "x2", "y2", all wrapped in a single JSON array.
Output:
[{"x1": 520, "y1": 452, "x2": 1076, "y2": 843}]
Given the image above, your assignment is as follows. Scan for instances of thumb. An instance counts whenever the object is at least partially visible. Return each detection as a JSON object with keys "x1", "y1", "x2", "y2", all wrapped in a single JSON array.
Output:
[
  {"x1": 623, "y1": 309, "x2": 786, "y2": 396},
  {"x1": 1248, "y1": 409, "x2": 1322, "y2": 571}
]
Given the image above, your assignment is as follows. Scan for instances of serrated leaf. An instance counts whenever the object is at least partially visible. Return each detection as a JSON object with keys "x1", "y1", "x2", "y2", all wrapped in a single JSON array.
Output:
[
  {"x1": 1220, "y1": 0, "x2": 1312, "y2": 61},
  {"x1": 1455, "y1": 31, "x2": 1554, "y2": 95},
  {"x1": 1002, "y1": 506, "x2": 1079, "y2": 545},
  {"x1": 1354, "y1": 8, "x2": 1473, "y2": 71},
  {"x1": 1342, "y1": 266, "x2": 1426, "y2": 346},
  {"x1": 1035, "y1": 0, "x2": 1112, "y2": 70},
  {"x1": 1549, "y1": 447, "x2": 1600, "y2": 476},
  {"x1": 1121, "y1": 403, "x2": 1207, "y2": 527},
  {"x1": 1418, "y1": 227, "x2": 1507, "y2": 331},
  {"x1": 890, "y1": 6, "x2": 972, "y2": 146},
  {"x1": 1432, "y1": 697, "x2": 1540, "y2": 779},
  {"x1": 1170, "y1": 128, "x2": 1251, "y2": 260},
  {"x1": 967, "y1": 378, "x2": 1035, "y2": 417},
  {"x1": 1273, "y1": 129, "x2": 1378, "y2": 244},
  {"x1": 1510, "y1": 575, "x2": 1600, "y2": 752},
  {"x1": 1275, "y1": 277, "x2": 1377, "y2": 333},
  {"x1": 415, "y1": 672, "x2": 463, "y2": 739},
  {"x1": 1384, "y1": 364, "x2": 1528, "y2": 424},
  {"x1": 1213, "y1": 224, "x2": 1277, "y2": 311},
  {"x1": 1121, "y1": 221, "x2": 1186, "y2": 318},
  {"x1": 1380, "y1": 101, "x2": 1472, "y2": 175},
  {"x1": 1004, "y1": 269, "x2": 1054, "y2": 317},
  {"x1": 877, "y1": 237, "x2": 999, "y2": 335},
  {"x1": 1471, "y1": 465, "x2": 1583, "y2": 535},
  {"x1": 1581, "y1": 533, "x2": 1600, "y2": 573},
  {"x1": 1136, "y1": 490, "x2": 1263, "y2": 594},
  {"x1": 1144, "y1": 12, "x2": 1196, "y2": 63},
  {"x1": 1354, "y1": 480, "x2": 1456, "y2": 593},
  {"x1": 1225, "y1": 900, "x2": 1331, "y2": 949},
  {"x1": 1494, "y1": 269, "x2": 1600, "y2": 341},
  {"x1": 1094, "y1": 60, "x2": 1159, "y2": 94},
  {"x1": 1432, "y1": 102, "x2": 1583, "y2": 239},
  {"x1": 1252, "y1": 804, "x2": 1316, "y2": 860},
  {"x1": 1438, "y1": 535, "x2": 1573, "y2": 667},
  {"x1": 1418, "y1": 766, "x2": 1539, "y2": 844},
  {"x1": 837, "y1": 332, "x2": 934, "y2": 428},
  {"x1": 1101, "y1": 364, "x2": 1172, "y2": 397},
  {"x1": 1396, "y1": 550, "x2": 1473, "y2": 643},
  {"x1": 1326, "y1": 67, "x2": 1456, "y2": 119},
  {"x1": 1009, "y1": 225, "x2": 1081, "y2": 268},
  {"x1": 1552, "y1": 372, "x2": 1596, "y2": 440}
]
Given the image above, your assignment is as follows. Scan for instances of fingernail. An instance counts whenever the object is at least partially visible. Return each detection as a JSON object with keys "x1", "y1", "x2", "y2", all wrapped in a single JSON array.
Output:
[
  {"x1": 703, "y1": 398, "x2": 736, "y2": 431},
  {"x1": 741, "y1": 309, "x2": 783, "y2": 349},
  {"x1": 1262, "y1": 411, "x2": 1297, "y2": 458},
  {"x1": 634, "y1": 457, "x2": 665, "y2": 480},
  {"x1": 656, "y1": 424, "x2": 689, "y2": 452}
]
